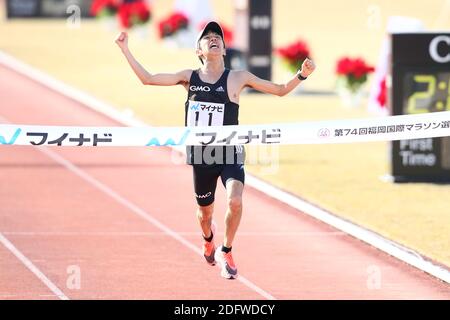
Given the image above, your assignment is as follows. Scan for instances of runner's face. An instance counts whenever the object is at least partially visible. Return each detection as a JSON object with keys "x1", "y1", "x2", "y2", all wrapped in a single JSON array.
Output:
[{"x1": 197, "y1": 31, "x2": 225, "y2": 61}]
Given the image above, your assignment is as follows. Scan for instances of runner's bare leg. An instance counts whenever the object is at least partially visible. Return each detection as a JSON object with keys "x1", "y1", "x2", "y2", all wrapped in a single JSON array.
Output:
[
  {"x1": 197, "y1": 203, "x2": 214, "y2": 238},
  {"x1": 223, "y1": 180, "x2": 244, "y2": 248}
]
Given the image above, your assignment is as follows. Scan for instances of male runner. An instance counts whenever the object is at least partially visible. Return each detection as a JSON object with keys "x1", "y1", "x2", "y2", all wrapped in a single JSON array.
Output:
[{"x1": 115, "y1": 21, "x2": 315, "y2": 279}]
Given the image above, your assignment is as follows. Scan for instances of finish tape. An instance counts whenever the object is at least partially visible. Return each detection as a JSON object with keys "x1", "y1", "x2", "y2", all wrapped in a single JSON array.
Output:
[{"x1": 1, "y1": 111, "x2": 450, "y2": 147}]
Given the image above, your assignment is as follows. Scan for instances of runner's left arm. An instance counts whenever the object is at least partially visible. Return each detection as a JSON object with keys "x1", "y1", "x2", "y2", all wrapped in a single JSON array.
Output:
[{"x1": 243, "y1": 58, "x2": 316, "y2": 96}]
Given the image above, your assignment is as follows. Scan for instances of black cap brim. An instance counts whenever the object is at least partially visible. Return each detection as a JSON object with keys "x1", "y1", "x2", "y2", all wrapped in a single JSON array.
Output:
[{"x1": 196, "y1": 21, "x2": 224, "y2": 46}]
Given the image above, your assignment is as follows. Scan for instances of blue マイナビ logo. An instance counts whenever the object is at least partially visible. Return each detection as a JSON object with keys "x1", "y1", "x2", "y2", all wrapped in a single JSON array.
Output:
[
  {"x1": 190, "y1": 103, "x2": 200, "y2": 111},
  {"x1": 145, "y1": 129, "x2": 191, "y2": 146},
  {"x1": 0, "y1": 128, "x2": 22, "y2": 145}
]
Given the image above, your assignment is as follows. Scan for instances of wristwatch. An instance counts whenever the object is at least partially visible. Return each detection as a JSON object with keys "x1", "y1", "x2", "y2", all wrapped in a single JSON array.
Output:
[{"x1": 297, "y1": 72, "x2": 307, "y2": 81}]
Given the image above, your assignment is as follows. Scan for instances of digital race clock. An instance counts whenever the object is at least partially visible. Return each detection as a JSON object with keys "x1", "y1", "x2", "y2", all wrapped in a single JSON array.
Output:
[{"x1": 391, "y1": 33, "x2": 450, "y2": 182}]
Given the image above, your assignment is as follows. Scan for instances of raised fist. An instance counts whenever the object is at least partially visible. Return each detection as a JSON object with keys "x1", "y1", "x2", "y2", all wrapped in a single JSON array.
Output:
[
  {"x1": 300, "y1": 58, "x2": 316, "y2": 77},
  {"x1": 115, "y1": 32, "x2": 128, "y2": 51}
]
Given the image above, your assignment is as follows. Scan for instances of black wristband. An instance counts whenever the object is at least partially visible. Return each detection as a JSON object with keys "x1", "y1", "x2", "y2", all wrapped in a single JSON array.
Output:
[{"x1": 297, "y1": 72, "x2": 307, "y2": 81}]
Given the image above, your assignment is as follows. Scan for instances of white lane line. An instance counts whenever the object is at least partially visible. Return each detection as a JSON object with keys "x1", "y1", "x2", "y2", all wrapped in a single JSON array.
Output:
[
  {"x1": 0, "y1": 232, "x2": 69, "y2": 300},
  {"x1": 37, "y1": 146, "x2": 276, "y2": 300}
]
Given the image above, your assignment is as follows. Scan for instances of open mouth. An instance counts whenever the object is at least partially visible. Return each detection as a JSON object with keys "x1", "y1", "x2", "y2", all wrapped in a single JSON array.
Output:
[{"x1": 209, "y1": 44, "x2": 219, "y2": 49}]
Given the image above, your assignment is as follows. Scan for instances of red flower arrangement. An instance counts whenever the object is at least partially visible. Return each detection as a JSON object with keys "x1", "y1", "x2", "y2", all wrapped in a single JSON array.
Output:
[
  {"x1": 336, "y1": 57, "x2": 375, "y2": 92},
  {"x1": 90, "y1": 0, "x2": 119, "y2": 18},
  {"x1": 276, "y1": 40, "x2": 310, "y2": 73},
  {"x1": 158, "y1": 12, "x2": 189, "y2": 39},
  {"x1": 221, "y1": 24, "x2": 233, "y2": 47},
  {"x1": 118, "y1": 0, "x2": 151, "y2": 29},
  {"x1": 377, "y1": 77, "x2": 387, "y2": 108}
]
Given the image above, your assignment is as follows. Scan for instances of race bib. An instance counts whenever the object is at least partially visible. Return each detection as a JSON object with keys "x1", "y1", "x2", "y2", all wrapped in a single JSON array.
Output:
[{"x1": 187, "y1": 100, "x2": 225, "y2": 127}]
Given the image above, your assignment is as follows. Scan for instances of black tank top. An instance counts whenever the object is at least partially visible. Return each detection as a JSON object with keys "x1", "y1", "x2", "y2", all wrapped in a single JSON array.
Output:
[{"x1": 184, "y1": 69, "x2": 244, "y2": 165}]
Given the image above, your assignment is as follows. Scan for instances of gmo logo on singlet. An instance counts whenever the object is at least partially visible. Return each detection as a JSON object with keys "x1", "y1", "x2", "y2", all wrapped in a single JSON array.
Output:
[{"x1": 190, "y1": 85, "x2": 211, "y2": 92}]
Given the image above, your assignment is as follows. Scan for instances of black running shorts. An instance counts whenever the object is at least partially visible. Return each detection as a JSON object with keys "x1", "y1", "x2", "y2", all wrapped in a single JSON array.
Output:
[{"x1": 192, "y1": 163, "x2": 245, "y2": 206}]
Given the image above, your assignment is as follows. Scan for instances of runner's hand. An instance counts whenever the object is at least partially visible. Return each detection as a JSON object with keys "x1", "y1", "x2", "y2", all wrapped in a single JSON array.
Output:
[
  {"x1": 300, "y1": 58, "x2": 316, "y2": 77},
  {"x1": 115, "y1": 32, "x2": 128, "y2": 51}
]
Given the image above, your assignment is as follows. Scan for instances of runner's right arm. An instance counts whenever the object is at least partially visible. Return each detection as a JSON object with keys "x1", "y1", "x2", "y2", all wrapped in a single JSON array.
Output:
[{"x1": 115, "y1": 32, "x2": 190, "y2": 86}]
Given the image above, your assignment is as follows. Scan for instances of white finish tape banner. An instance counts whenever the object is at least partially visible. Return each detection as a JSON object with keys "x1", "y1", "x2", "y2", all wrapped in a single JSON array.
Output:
[{"x1": 1, "y1": 111, "x2": 450, "y2": 147}]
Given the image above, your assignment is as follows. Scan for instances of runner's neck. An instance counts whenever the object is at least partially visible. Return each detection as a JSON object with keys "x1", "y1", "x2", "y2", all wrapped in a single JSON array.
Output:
[{"x1": 201, "y1": 58, "x2": 225, "y2": 77}]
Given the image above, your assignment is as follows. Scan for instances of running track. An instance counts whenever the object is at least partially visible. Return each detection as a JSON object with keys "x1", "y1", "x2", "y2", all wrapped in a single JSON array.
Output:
[{"x1": 0, "y1": 63, "x2": 449, "y2": 300}]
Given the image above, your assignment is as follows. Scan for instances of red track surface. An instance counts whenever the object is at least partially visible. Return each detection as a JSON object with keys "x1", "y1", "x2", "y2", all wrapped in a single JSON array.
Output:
[{"x1": 0, "y1": 64, "x2": 449, "y2": 300}]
